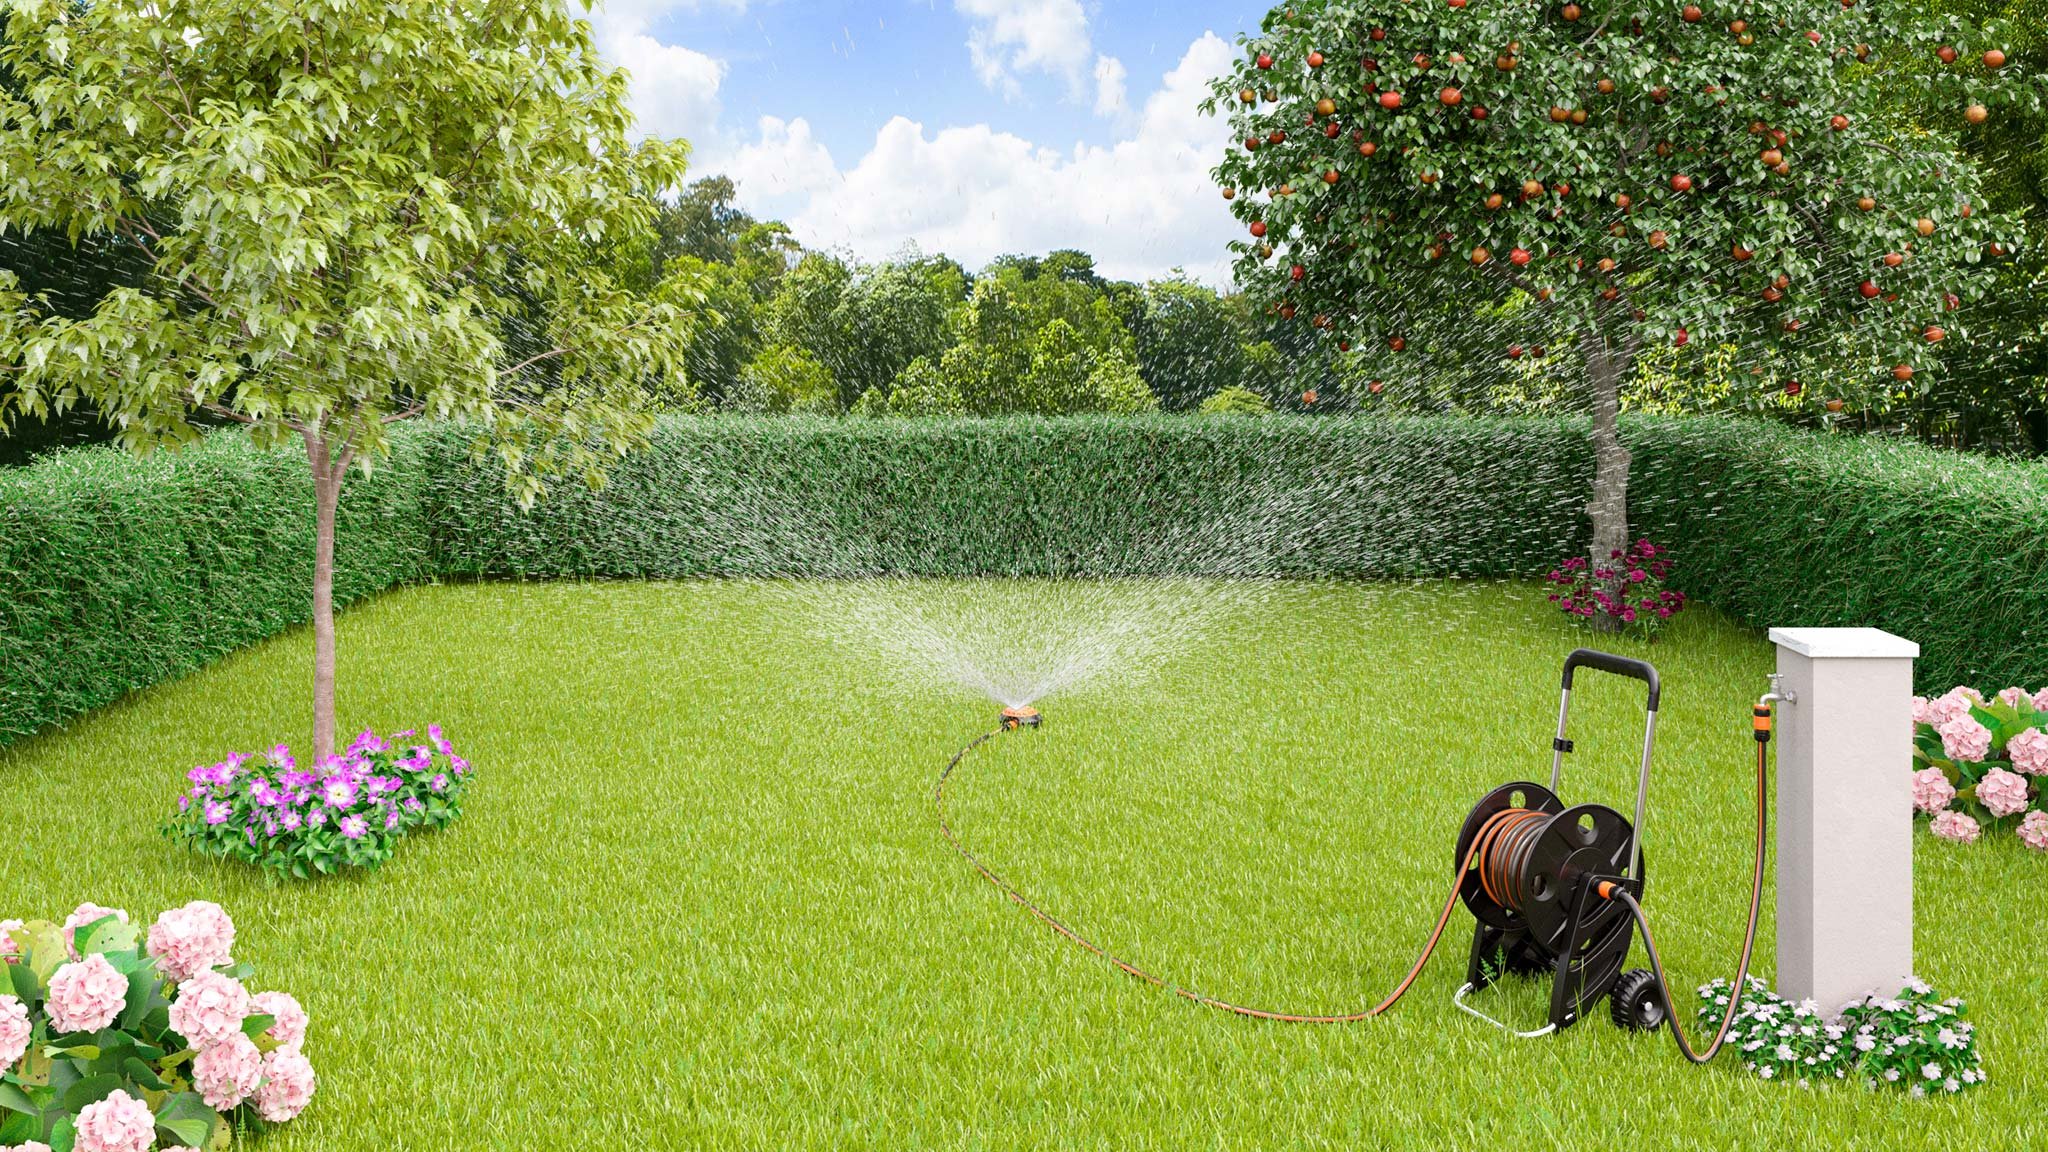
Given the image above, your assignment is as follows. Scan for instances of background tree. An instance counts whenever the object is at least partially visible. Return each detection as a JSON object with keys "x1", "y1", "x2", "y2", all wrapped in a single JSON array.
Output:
[
  {"x1": 1209, "y1": 0, "x2": 2039, "y2": 568},
  {"x1": 0, "y1": 0, "x2": 700, "y2": 758}
]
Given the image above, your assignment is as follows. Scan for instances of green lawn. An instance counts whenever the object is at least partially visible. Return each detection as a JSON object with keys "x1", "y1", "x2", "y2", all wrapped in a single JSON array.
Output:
[{"x1": 2, "y1": 580, "x2": 2040, "y2": 1149}]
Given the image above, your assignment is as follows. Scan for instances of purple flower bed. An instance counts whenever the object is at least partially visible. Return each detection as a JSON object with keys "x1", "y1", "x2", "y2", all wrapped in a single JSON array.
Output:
[{"x1": 163, "y1": 727, "x2": 471, "y2": 878}]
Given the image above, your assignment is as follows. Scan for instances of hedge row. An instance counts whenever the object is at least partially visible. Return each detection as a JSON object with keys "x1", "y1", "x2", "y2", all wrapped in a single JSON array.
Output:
[
  {"x1": 3, "y1": 415, "x2": 2042, "y2": 745},
  {"x1": 0, "y1": 433, "x2": 435, "y2": 745}
]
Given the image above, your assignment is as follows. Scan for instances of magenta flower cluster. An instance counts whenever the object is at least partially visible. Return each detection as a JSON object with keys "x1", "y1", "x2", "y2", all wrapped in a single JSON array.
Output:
[
  {"x1": 1, "y1": 902, "x2": 315, "y2": 1150},
  {"x1": 1546, "y1": 539, "x2": 1687, "y2": 637},
  {"x1": 164, "y1": 725, "x2": 470, "y2": 878},
  {"x1": 1910, "y1": 685, "x2": 2048, "y2": 852}
]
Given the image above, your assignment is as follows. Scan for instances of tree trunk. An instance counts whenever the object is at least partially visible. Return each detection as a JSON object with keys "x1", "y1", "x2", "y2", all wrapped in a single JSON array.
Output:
[
  {"x1": 1582, "y1": 330, "x2": 1633, "y2": 632},
  {"x1": 2022, "y1": 405, "x2": 2047, "y2": 458},
  {"x1": 306, "y1": 432, "x2": 345, "y2": 762}
]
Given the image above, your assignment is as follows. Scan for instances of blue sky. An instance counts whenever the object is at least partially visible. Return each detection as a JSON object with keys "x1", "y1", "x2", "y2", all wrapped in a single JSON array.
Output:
[{"x1": 584, "y1": 1, "x2": 1258, "y2": 284}]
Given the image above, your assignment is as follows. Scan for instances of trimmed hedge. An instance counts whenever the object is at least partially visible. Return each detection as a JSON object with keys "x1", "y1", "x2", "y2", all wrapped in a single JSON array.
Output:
[
  {"x1": 0, "y1": 433, "x2": 434, "y2": 745},
  {"x1": 3, "y1": 415, "x2": 2042, "y2": 746},
  {"x1": 1626, "y1": 419, "x2": 2048, "y2": 695}
]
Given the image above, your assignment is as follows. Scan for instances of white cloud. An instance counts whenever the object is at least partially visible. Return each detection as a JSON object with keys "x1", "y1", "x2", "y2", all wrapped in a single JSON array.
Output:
[
  {"x1": 579, "y1": 1, "x2": 739, "y2": 146},
  {"x1": 1092, "y1": 54, "x2": 1128, "y2": 118},
  {"x1": 723, "y1": 33, "x2": 1242, "y2": 286},
  {"x1": 955, "y1": 0, "x2": 1123, "y2": 119}
]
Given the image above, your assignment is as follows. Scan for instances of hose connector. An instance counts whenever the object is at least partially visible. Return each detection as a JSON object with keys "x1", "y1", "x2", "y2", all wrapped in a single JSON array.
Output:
[{"x1": 1000, "y1": 705, "x2": 1042, "y2": 731}]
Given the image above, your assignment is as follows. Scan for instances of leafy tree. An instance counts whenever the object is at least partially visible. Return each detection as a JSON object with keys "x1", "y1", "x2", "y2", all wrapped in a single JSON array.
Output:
[
  {"x1": 853, "y1": 355, "x2": 967, "y2": 416},
  {"x1": 1210, "y1": 1, "x2": 2040, "y2": 567},
  {"x1": 665, "y1": 255, "x2": 759, "y2": 405},
  {"x1": 1136, "y1": 277, "x2": 1254, "y2": 410},
  {"x1": 1088, "y1": 349, "x2": 1162, "y2": 414},
  {"x1": 659, "y1": 175, "x2": 758, "y2": 267},
  {"x1": 1200, "y1": 385, "x2": 1275, "y2": 414},
  {"x1": 732, "y1": 344, "x2": 837, "y2": 414},
  {"x1": 0, "y1": 0, "x2": 699, "y2": 757},
  {"x1": 1022, "y1": 320, "x2": 1099, "y2": 413}
]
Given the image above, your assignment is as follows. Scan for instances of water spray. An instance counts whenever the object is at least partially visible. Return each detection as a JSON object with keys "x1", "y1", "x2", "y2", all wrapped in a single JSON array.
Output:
[{"x1": 937, "y1": 648, "x2": 1777, "y2": 1061}]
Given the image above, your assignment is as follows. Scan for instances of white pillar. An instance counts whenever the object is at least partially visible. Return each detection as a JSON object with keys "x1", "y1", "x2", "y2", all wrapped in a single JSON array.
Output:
[{"x1": 1768, "y1": 627, "x2": 1918, "y2": 1013}]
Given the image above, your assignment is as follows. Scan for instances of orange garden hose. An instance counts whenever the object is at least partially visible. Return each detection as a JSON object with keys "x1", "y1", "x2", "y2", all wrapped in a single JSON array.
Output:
[
  {"x1": 936, "y1": 726, "x2": 1482, "y2": 1022},
  {"x1": 935, "y1": 702, "x2": 1772, "y2": 1041}
]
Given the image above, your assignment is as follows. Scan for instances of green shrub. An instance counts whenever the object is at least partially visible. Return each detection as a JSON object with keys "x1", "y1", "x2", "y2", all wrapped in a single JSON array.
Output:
[
  {"x1": 3, "y1": 415, "x2": 2041, "y2": 746},
  {"x1": 731, "y1": 343, "x2": 837, "y2": 414},
  {"x1": 1199, "y1": 387, "x2": 1272, "y2": 415}
]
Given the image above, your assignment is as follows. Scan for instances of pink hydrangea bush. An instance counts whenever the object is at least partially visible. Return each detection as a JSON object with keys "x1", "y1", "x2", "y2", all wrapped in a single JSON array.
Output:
[
  {"x1": 164, "y1": 725, "x2": 472, "y2": 878},
  {"x1": 0, "y1": 902, "x2": 315, "y2": 1149},
  {"x1": 1911, "y1": 685, "x2": 2048, "y2": 852},
  {"x1": 1546, "y1": 539, "x2": 1687, "y2": 638}
]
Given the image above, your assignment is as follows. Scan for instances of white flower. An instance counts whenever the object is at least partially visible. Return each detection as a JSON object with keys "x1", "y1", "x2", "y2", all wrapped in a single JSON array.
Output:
[
  {"x1": 1911, "y1": 1085, "x2": 1925, "y2": 1098},
  {"x1": 1855, "y1": 1036, "x2": 1876, "y2": 1052},
  {"x1": 180, "y1": 25, "x2": 203, "y2": 48},
  {"x1": 1922, "y1": 1063, "x2": 1942, "y2": 1080},
  {"x1": 1760, "y1": 1065, "x2": 1776, "y2": 1079},
  {"x1": 1776, "y1": 1044, "x2": 1797, "y2": 1061},
  {"x1": 1944, "y1": 1078, "x2": 1960, "y2": 1093},
  {"x1": 1884, "y1": 1069, "x2": 1900, "y2": 1082},
  {"x1": 1937, "y1": 1028, "x2": 1962, "y2": 1049}
]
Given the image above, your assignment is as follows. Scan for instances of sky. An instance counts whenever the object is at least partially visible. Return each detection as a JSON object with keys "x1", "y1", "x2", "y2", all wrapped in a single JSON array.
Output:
[{"x1": 581, "y1": 0, "x2": 1264, "y2": 285}]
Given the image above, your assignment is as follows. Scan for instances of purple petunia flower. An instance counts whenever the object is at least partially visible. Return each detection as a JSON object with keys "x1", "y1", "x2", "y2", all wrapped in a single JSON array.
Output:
[
  {"x1": 429, "y1": 773, "x2": 449, "y2": 793},
  {"x1": 321, "y1": 776, "x2": 357, "y2": 809},
  {"x1": 338, "y1": 815, "x2": 368, "y2": 840},
  {"x1": 204, "y1": 801, "x2": 234, "y2": 826}
]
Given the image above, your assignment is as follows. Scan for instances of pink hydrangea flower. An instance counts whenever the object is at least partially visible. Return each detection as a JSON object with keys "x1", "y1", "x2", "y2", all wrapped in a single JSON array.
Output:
[
  {"x1": 46, "y1": 953, "x2": 128, "y2": 1034},
  {"x1": 1930, "y1": 810, "x2": 1981, "y2": 844},
  {"x1": 2019, "y1": 811, "x2": 2048, "y2": 852},
  {"x1": 254, "y1": 1046, "x2": 318, "y2": 1123},
  {"x1": 0, "y1": 919, "x2": 21, "y2": 964},
  {"x1": 0, "y1": 993, "x2": 30, "y2": 1068},
  {"x1": 1997, "y1": 687, "x2": 2032, "y2": 708},
  {"x1": 1938, "y1": 713, "x2": 1993, "y2": 763},
  {"x1": 2006, "y1": 728, "x2": 2048, "y2": 777},
  {"x1": 1910, "y1": 767, "x2": 1956, "y2": 814},
  {"x1": 146, "y1": 900, "x2": 236, "y2": 983},
  {"x1": 1976, "y1": 767, "x2": 2032, "y2": 819},
  {"x1": 168, "y1": 971, "x2": 251, "y2": 1048},
  {"x1": 192, "y1": 1031, "x2": 265, "y2": 1111},
  {"x1": 252, "y1": 989, "x2": 309, "y2": 1050},
  {"x1": 73, "y1": 1089, "x2": 155, "y2": 1152},
  {"x1": 2035, "y1": 687, "x2": 2048, "y2": 712},
  {"x1": 1910, "y1": 696, "x2": 1932, "y2": 725},
  {"x1": 1, "y1": 1141, "x2": 53, "y2": 1152},
  {"x1": 1922, "y1": 687, "x2": 1981, "y2": 729},
  {"x1": 62, "y1": 903, "x2": 128, "y2": 956}
]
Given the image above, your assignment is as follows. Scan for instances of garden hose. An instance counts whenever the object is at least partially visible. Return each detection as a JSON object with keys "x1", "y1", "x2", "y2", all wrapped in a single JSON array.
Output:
[
  {"x1": 938, "y1": 700, "x2": 1774, "y2": 1040},
  {"x1": 935, "y1": 720, "x2": 1480, "y2": 1023},
  {"x1": 1597, "y1": 703, "x2": 1773, "y2": 1063}
]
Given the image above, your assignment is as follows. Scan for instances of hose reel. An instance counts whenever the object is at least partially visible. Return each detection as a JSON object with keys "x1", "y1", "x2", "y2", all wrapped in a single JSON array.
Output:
[{"x1": 1451, "y1": 649, "x2": 1666, "y2": 1034}]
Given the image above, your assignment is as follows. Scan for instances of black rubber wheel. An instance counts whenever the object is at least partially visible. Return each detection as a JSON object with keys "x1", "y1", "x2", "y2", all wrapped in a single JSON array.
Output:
[{"x1": 1609, "y1": 968, "x2": 1667, "y2": 1031}]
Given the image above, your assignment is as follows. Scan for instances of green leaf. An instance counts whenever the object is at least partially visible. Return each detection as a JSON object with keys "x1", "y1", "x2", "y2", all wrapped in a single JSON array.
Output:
[
  {"x1": 0, "y1": 1081, "x2": 36, "y2": 1115},
  {"x1": 8, "y1": 961, "x2": 42, "y2": 1005},
  {"x1": 239, "y1": 1013, "x2": 275, "y2": 1039},
  {"x1": 153, "y1": 1091, "x2": 219, "y2": 1149},
  {"x1": 0, "y1": 1108, "x2": 37, "y2": 1144},
  {"x1": 121, "y1": 1058, "x2": 169, "y2": 1092},
  {"x1": 76, "y1": 917, "x2": 139, "y2": 958},
  {"x1": 59, "y1": 1072, "x2": 123, "y2": 1114}
]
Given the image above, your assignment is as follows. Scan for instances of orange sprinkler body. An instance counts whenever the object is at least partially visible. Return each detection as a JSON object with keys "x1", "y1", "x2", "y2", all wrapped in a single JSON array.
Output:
[{"x1": 1000, "y1": 706, "x2": 1042, "y2": 731}]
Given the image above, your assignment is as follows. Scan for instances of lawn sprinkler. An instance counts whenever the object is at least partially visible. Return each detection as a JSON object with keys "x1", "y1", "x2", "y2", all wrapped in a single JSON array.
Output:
[{"x1": 938, "y1": 648, "x2": 1775, "y2": 1063}]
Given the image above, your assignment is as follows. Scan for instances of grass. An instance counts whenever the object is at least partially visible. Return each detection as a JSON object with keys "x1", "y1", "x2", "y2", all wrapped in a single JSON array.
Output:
[{"x1": 2, "y1": 579, "x2": 2041, "y2": 1149}]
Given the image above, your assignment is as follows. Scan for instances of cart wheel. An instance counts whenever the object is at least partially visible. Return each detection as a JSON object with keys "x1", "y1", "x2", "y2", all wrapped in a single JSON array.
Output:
[{"x1": 1609, "y1": 968, "x2": 1666, "y2": 1031}]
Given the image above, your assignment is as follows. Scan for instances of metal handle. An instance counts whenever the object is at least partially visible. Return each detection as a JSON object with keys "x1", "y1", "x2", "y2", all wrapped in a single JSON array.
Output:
[
  {"x1": 1561, "y1": 648, "x2": 1661, "y2": 711},
  {"x1": 1551, "y1": 649, "x2": 1661, "y2": 882}
]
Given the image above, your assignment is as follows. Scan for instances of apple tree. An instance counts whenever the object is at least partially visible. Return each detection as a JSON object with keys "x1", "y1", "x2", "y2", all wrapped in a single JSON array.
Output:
[
  {"x1": 1207, "y1": 0, "x2": 2041, "y2": 567},
  {"x1": 0, "y1": 0, "x2": 703, "y2": 758}
]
